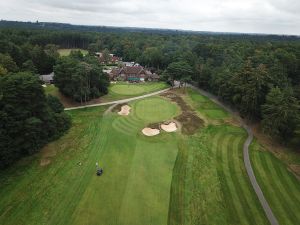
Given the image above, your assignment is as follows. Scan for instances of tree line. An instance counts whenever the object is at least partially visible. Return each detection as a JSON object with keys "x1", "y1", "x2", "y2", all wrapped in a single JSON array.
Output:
[
  {"x1": 0, "y1": 28, "x2": 110, "y2": 168},
  {"x1": 0, "y1": 72, "x2": 71, "y2": 168},
  {"x1": 54, "y1": 50, "x2": 109, "y2": 103},
  {"x1": 0, "y1": 26, "x2": 299, "y2": 169}
]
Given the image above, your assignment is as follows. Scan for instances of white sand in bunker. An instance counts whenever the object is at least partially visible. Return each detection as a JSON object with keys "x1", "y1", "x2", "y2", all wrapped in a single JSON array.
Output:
[
  {"x1": 142, "y1": 128, "x2": 160, "y2": 136},
  {"x1": 118, "y1": 105, "x2": 131, "y2": 116},
  {"x1": 161, "y1": 122, "x2": 177, "y2": 132}
]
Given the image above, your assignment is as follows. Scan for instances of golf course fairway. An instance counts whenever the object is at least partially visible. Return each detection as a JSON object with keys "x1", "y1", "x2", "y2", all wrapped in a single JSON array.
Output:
[{"x1": 0, "y1": 88, "x2": 299, "y2": 225}]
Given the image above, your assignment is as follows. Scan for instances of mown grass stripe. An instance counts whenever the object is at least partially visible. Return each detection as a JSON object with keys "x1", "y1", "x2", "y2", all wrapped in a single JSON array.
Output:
[
  {"x1": 64, "y1": 113, "x2": 113, "y2": 225},
  {"x1": 168, "y1": 138, "x2": 189, "y2": 225},
  {"x1": 119, "y1": 117, "x2": 141, "y2": 129},
  {"x1": 216, "y1": 134, "x2": 240, "y2": 225},
  {"x1": 253, "y1": 152, "x2": 294, "y2": 225},
  {"x1": 270, "y1": 156, "x2": 300, "y2": 204},
  {"x1": 209, "y1": 131, "x2": 223, "y2": 156},
  {"x1": 263, "y1": 154, "x2": 300, "y2": 223},
  {"x1": 231, "y1": 137, "x2": 269, "y2": 225},
  {"x1": 2, "y1": 109, "x2": 109, "y2": 225},
  {"x1": 112, "y1": 120, "x2": 137, "y2": 135},
  {"x1": 221, "y1": 135, "x2": 251, "y2": 225},
  {"x1": 228, "y1": 136, "x2": 260, "y2": 225},
  {"x1": 269, "y1": 156, "x2": 300, "y2": 204}
]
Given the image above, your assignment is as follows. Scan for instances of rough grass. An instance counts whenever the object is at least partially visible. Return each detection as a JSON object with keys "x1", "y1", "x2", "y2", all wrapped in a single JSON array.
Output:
[
  {"x1": 58, "y1": 48, "x2": 88, "y2": 56},
  {"x1": 161, "y1": 92, "x2": 204, "y2": 135},
  {"x1": 0, "y1": 106, "x2": 108, "y2": 225},
  {"x1": 250, "y1": 141, "x2": 300, "y2": 225},
  {"x1": 187, "y1": 89, "x2": 229, "y2": 120}
]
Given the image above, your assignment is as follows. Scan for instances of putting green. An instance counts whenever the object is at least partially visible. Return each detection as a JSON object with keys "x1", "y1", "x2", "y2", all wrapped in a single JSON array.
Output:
[{"x1": 135, "y1": 97, "x2": 180, "y2": 123}]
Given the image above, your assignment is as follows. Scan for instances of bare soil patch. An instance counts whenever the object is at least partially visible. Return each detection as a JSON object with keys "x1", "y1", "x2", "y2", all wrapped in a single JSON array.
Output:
[
  {"x1": 40, "y1": 158, "x2": 51, "y2": 166},
  {"x1": 112, "y1": 103, "x2": 128, "y2": 113},
  {"x1": 289, "y1": 165, "x2": 300, "y2": 180},
  {"x1": 39, "y1": 145, "x2": 57, "y2": 166},
  {"x1": 161, "y1": 92, "x2": 204, "y2": 135},
  {"x1": 148, "y1": 122, "x2": 161, "y2": 130},
  {"x1": 175, "y1": 112, "x2": 203, "y2": 135}
]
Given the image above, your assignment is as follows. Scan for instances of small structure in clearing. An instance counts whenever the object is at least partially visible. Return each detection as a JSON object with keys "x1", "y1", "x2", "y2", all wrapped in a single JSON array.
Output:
[{"x1": 40, "y1": 72, "x2": 54, "y2": 84}]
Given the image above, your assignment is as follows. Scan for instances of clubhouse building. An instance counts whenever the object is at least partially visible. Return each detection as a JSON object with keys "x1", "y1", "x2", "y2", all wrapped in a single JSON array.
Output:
[{"x1": 109, "y1": 66, "x2": 159, "y2": 82}]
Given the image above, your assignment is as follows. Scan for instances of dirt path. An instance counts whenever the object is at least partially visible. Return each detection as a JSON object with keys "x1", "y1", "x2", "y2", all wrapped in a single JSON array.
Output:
[{"x1": 189, "y1": 85, "x2": 279, "y2": 225}]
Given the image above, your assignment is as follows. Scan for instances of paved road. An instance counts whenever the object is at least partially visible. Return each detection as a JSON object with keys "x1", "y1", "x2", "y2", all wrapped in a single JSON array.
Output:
[
  {"x1": 64, "y1": 88, "x2": 172, "y2": 111},
  {"x1": 189, "y1": 85, "x2": 279, "y2": 225}
]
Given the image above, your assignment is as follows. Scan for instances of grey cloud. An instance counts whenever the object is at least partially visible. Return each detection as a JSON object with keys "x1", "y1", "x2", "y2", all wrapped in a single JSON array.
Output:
[{"x1": 0, "y1": 0, "x2": 299, "y2": 35}]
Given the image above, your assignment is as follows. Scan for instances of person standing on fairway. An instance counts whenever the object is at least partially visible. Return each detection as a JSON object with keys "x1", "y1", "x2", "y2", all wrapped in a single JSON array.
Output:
[{"x1": 96, "y1": 162, "x2": 98, "y2": 168}]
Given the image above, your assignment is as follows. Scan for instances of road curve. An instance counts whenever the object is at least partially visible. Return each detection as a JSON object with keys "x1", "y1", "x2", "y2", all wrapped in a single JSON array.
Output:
[
  {"x1": 189, "y1": 85, "x2": 279, "y2": 225},
  {"x1": 64, "y1": 88, "x2": 171, "y2": 111}
]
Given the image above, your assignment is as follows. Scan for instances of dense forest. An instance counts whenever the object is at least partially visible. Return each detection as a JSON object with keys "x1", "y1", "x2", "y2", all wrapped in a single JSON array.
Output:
[
  {"x1": 0, "y1": 21, "x2": 299, "y2": 168},
  {"x1": 54, "y1": 51, "x2": 109, "y2": 103},
  {"x1": 0, "y1": 72, "x2": 71, "y2": 168}
]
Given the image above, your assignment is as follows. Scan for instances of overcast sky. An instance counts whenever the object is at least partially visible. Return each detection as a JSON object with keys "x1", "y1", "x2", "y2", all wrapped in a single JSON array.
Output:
[{"x1": 0, "y1": 0, "x2": 299, "y2": 35}]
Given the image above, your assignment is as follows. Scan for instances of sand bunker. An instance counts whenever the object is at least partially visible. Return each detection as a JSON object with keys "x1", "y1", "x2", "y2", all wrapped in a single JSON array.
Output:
[
  {"x1": 161, "y1": 122, "x2": 177, "y2": 132},
  {"x1": 118, "y1": 105, "x2": 131, "y2": 116},
  {"x1": 142, "y1": 128, "x2": 160, "y2": 136}
]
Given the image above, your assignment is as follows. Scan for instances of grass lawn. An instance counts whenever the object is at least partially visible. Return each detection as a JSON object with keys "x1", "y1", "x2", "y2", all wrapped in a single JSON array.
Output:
[
  {"x1": 43, "y1": 82, "x2": 169, "y2": 108},
  {"x1": 0, "y1": 97, "x2": 180, "y2": 225},
  {"x1": 1, "y1": 87, "x2": 299, "y2": 225},
  {"x1": 58, "y1": 48, "x2": 88, "y2": 57},
  {"x1": 44, "y1": 84, "x2": 60, "y2": 97},
  {"x1": 186, "y1": 89, "x2": 229, "y2": 121},
  {"x1": 250, "y1": 141, "x2": 300, "y2": 225},
  {"x1": 168, "y1": 90, "x2": 269, "y2": 225},
  {"x1": 102, "y1": 82, "x2": 170, "y2": 101}
]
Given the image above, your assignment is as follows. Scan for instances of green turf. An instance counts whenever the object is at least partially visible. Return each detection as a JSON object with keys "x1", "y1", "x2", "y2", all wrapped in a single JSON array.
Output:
[
  {"x1": 58, "y1": 48, "x2": 88, "y2": 57},
  {"x1": 44, "y1": 82, "x2": 169, "y2": 107},
  {"x1": 110, "y1": 84, "x2": 145, "y2": 95},
  {"x1": 250, "y1": 141, "x2": 300, "y2": 225},
  {"x1": 168, "y1": 109, "x2": 269, "y2": 225},
  {"x1": 0, "y1": 97, "x2": 180, "y2": 225},
  {"x1": 103, "y1": 82, "x2": 169, "y2": 101},
  {"x1": 1, "y1": 87, "x2": 299, "y2": 225},
  {"x1": 187, "y1": 89, "x2": 229, "y2": 120},
  {"x1": 44, "y1": 84, "x2": 60, "y2": 97},
  {"x1": 134, "y1": 97, "x2": 180, "y2": 123}
]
